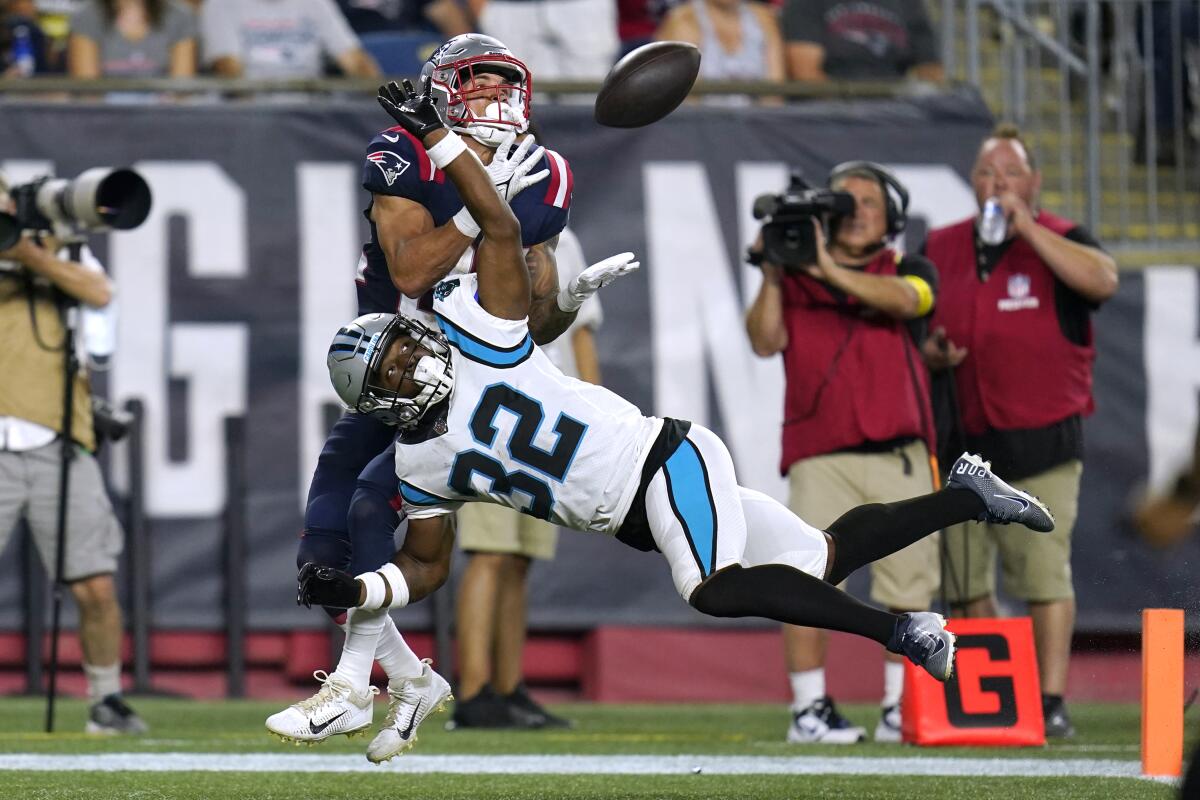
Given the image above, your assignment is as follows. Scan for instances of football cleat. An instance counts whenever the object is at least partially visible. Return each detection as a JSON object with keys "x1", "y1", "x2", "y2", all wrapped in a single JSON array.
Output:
[
  {"x1": 889, "y1": 612, "x2": 956, "y2": 682},
  {"x1": 86, "y1": 694, "x2": 148, "y2": 735},
  {"x1": 874, "y1": 704, "x2": 902, "y2": 743},
  {"x1": 947, "y1": 452, "x2": 1055, "y2": 533},
  {"x1": 266, "y1": 670, "x2": 378, "y2": 743},
  {"x1": 786, "y1": 696, "x2": 866, "y2": 744},
  {"x1": 366, "y1": 659, "x2": 452, "y2": 763}
]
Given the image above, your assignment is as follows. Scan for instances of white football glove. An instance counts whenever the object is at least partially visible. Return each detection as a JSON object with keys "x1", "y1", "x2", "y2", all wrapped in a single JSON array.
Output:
[
  {"x1": 557, "y1": 252, "x2": 641, "y2": 313},
  {"x1": 487, "y1": 132, "x2": 549, "y2": 202}
]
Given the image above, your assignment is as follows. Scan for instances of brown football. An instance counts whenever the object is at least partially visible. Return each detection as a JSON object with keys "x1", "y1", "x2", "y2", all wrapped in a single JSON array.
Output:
[{"x1": 594, "y1": 41, "x2": 702, "y2": 128}]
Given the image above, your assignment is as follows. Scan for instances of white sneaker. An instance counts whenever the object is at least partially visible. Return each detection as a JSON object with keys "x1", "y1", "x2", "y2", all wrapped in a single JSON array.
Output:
[
  {"x1": 366, "y1": 659, "x2": 453, "y2": 763},
  {"x1": 786, "y1": 697, "x2": 866, "y2": 744},
  {"x1": 266, "y1": 670, "x2": 378, "y2": 744},
  {"x1": 874, "y1": 704, "x2": 902, "y2": 743}
]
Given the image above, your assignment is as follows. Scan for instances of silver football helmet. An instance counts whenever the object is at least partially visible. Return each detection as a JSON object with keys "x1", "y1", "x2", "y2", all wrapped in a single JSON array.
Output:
[
  {"x1": 420, "y1": 33, "x2": 531, "y2": 147},
  {"x1": 327, "y1": 313, "x2": 454, "y2": 428}
]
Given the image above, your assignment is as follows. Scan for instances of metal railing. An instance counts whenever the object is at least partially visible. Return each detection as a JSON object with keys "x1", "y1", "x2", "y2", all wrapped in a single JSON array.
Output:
[{"x1": 944, "y1": 0, "x2": 1200, "y2": 250}]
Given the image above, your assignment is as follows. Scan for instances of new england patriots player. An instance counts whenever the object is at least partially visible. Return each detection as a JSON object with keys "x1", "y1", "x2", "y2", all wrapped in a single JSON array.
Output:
[
  {"x1": 288, "y1": 78, "x2": 1057, "y2": 756},
  {"x1": 294, "y1": 34, "x2": 606, "y2": 745}
]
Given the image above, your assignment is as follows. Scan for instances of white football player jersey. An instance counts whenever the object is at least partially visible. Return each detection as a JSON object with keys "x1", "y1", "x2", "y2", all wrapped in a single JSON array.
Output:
[{"x1": 394, "y1": 273, "x2": 662, "y2": 534}]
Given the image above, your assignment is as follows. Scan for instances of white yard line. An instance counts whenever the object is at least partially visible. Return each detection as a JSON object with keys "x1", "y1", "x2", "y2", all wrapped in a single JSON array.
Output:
[{"x1": 0, "y1": 753, "x2": 1172, "y2": 782}]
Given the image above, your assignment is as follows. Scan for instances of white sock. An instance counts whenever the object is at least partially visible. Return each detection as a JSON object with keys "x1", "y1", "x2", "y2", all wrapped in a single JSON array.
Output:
[
  {"x1": 882, "y1": 660, "x2": 905, "y2": 709},
  {"x1": 332, "y1": 607, "x2": 387, "y2": 690},
  {"x1": 789, "y1": 668, "x2": 825, "y2": 712},
  {"x1": 375, "y1": 614, "x2": 424, "y2": 687},
  {"x1": 83, "y1": 661, "x2": 121, "y2": 705}
]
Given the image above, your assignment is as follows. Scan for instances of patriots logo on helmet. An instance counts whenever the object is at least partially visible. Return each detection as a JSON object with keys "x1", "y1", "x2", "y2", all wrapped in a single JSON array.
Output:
[{"x1": 367, "y1": 151, "x2": 411, "y2": 187}]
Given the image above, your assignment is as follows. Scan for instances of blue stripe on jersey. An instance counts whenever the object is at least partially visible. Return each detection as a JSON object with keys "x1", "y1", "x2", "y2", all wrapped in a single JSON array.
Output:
[
  {"x1": 435, "y1": 313, "x2": 533, "y2": 368},
  {"x1": 662, "y1": 438, "x2": 718, "y2": 578},
  {"x1": 399, "y1": 481, "x2": 450, "y2": 506}
]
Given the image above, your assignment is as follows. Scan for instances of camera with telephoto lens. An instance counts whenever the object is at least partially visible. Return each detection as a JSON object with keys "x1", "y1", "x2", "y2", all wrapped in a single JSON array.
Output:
[
  {"x1": 749, "y1": 172, "x2": 856, "y2": 271},
  {"x1": 0, "y1": 168, "x2": 152, "y2": 250}
]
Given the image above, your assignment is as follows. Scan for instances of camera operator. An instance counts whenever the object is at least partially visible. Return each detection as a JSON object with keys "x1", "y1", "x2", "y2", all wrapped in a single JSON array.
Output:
[
  {"x1": 745, "y1": 162, "x2": 939, "y2": 744},
  {"x1": 0, "y1": 171, "x2": 146, "y2": 735}
]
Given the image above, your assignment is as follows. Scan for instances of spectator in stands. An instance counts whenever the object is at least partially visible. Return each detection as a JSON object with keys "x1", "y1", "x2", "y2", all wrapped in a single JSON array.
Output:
[
  {"x1": 0, "y1": 171, "x2": 147, "y2": 736},
  {"x1": 451, "y1": 227, "x2": 600, "y2": 730},
  {"x1": 655, "y1": 0, "x2": 784, "y2": 100},
  {"x1": 1, "y1": 0, "x2": 51, "y2": 76},
  {"x1": 67, "y1": 0, "x2": 196, "y2": 78},
  {"x1": 618, "y1": 0, "x2": 684, "y2": 57},
  {"x1": 922, "y1": 123, "x2": 1118, "y2": 739},
  {"x1": 474, "y1": 0, "x2": 616, "y2": 80},
  {"x1": 336, "y1": 0, "x2": 471, "y2": 37},
  {"x1": 746, "y1": 162, "x2": 941, "y2": 744},
  {"x1": 200, "y1": 0, "x2": 380, "y2": 79},
  {"x1": 782, "y1": 0, "x2": 943, "y2": 83}
]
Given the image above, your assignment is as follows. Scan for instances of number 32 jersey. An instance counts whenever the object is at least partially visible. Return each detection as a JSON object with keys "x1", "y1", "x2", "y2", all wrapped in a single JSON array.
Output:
[{"x1": 395, "y1": 273, "x2": 662, "y2": 534}]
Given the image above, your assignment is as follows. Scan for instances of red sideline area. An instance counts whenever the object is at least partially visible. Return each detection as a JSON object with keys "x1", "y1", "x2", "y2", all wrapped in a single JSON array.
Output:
[{"x1": 1, "y1": 628, "x2": 1193, "y2": 702}]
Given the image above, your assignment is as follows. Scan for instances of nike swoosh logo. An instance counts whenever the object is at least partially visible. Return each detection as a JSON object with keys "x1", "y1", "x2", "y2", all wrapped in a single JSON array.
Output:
[
  {"x1": 382, "y1": 133, "x2": 400, "y2": 142},
  {"x1": 996, "y1": 494, "x2": 1030, "y2": 512},
  {"x1": 399, "y1": 699, "x2": 422, "y2": 740},
  {"x1": 309, "y1": 710, "x2": 348, "y2": 735},
  {"x1": 928, "y1": 638, "x2": 946, "y2": 657}
]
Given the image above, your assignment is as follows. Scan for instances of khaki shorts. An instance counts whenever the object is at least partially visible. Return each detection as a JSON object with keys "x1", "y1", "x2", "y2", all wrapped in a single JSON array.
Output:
[
  {"x1": 942, "y1": 460, "x2": 1081, "y2": 604},
  {"x1": 456, "y1": 502, "x2": 559, "y2": 561},
  {"x1": 788, "y1": 440, "x2": 940, "y2": 611},
  {"x1": 0, "y1": 442, "x2": 124, "y2": 582}
]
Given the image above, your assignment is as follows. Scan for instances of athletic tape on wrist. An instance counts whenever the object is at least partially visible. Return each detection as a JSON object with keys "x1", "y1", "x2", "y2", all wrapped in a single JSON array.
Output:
[
  {"x1": 452, "y1": 207, "x2": 481, "y2": 238},
  {"x1": 356, "y1": 571, "x2": 386, "y2": 610},
  {"x1": 377, "y1": 562, "x2": 410, "y2": 609},
  {"x1": 556, "y1": 287, "x2": 583, "y2": 313},
  {"x1": 426, "y1": 131, "x2": 467, "y2": 169}
]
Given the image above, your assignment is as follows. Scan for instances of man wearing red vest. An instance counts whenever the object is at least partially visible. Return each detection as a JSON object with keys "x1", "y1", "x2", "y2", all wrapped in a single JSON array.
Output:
[
  {"x1": 747, "y1": 163, "x2": 941, "y2": 744},
  {"x1": 923, "y1": 123, "x2": 1118, "y2": 738}
]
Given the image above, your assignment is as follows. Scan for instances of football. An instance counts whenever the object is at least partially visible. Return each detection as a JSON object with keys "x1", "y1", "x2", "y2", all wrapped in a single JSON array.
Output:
[{"x1": 594, "y1": 41, "x2": 702, "y2": 128}]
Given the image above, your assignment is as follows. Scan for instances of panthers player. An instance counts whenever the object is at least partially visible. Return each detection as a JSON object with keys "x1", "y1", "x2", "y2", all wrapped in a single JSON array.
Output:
[
  {"x1": 291, "y1": 77, "x2": 1058, "y2": 754},
  {"x1": 295, "y1": 33, "x2": 584, "y2": 743}
]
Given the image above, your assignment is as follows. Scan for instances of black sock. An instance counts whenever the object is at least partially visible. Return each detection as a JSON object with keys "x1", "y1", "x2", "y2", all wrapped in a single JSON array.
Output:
[
  {"x1": 825, "y1": 488, "x2": 985, "y2": 585},
  {"x1": 689, "y1": 564, "x2": 897, "y2": 646},
  {"x1": 1042, "y1": 693, "x2": 1064, "y2": 712}
]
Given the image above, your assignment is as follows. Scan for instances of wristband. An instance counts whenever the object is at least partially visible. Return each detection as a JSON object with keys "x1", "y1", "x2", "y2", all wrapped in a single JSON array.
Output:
[
  {"x1": 452, "y1": 207, "x2": 480, "y2": 238},
  {"x1": 356, "y1": 571, "x2": 386, "y2": 610},
  {"x1": 378, "y1": 562, "x2": 410, "y2": 609},
  {"x1": 426, "y1": 131, "x2": 467, "y2": 169}
]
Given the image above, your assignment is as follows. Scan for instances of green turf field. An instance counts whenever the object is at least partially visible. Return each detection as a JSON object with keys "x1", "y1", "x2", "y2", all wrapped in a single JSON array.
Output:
[{"x1": 0, "y1": 698, "x2": 1184, "y2": 799}]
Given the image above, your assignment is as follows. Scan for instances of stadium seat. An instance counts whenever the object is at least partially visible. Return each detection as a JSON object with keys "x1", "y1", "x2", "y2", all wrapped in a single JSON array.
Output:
[{"x1": 360, "y1": 31, "x2": 443, "y2": 78}]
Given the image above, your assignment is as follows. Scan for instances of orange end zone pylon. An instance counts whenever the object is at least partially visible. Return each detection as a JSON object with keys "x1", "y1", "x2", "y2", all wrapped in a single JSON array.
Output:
[{"x1": 1142, "y1": 608, "x2": 1184, "y2": 778}]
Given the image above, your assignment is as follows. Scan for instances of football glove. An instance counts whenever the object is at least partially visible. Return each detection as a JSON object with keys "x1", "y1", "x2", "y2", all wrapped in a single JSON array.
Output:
[
  {"x1": 377, "y1": 77, "x2": 446, "y2": 141},
  {"x1": 487, "y1": 132, "x2": 550, "y2": 202},
  {"x1": 557, "y1": 252, "x2": 641, "y2": 312},
  {"x1": 296, "y1": 562, "x2": 361, "y2": 609}
]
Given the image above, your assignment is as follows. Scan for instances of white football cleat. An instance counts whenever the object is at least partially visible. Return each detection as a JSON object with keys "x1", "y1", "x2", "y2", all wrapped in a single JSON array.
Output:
[
  {"x1": 366, "y1": 659, "x2": 453, "y2": 763},
  {"x1": 266, "y1": 670, "x2": 378, "y2": 744}
]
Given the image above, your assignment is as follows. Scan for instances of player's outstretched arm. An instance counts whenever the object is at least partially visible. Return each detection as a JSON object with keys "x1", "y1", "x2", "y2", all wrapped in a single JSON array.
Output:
[{"x1": 378, "y1": 79, "x2": 530, "y2": 321}]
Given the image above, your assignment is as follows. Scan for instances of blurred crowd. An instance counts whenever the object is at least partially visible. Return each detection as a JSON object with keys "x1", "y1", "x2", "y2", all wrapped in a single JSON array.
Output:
[{"x1": 0, "y1": 0, "x2": 945, "y2": 87}]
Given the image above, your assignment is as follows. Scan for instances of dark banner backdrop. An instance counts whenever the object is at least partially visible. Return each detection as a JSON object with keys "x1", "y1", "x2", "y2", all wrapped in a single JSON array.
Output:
[{"x1": 0, "y1": 92, "x2": 1195, "y2": 634}]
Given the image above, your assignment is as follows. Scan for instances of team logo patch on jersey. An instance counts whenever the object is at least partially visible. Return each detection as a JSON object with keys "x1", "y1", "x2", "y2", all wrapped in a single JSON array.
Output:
[
  {"x1": 367, "y1": 151, "x2": 411, "y2": 187},
  {"x1": 433, "y1": 278, "x2": 460, "y2": 300}
]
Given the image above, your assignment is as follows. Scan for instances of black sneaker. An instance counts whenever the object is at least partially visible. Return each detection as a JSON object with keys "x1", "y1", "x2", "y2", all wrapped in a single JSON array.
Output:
[
  {"x1": 86, "y1": 694, "x2": 148, "y2": 735},
  {"x1": 948, "y1": 452, "x2": 1055, "y2": 533},
  {"x1": 1043, "y1": 700, "x2": 1076, "y2": 739},
  {"x1": 447, "y1": 685, "x2": 516, "y2": 729},
  {"x1": 505, "y1": 684, "x2": 572, "y2": 729}
]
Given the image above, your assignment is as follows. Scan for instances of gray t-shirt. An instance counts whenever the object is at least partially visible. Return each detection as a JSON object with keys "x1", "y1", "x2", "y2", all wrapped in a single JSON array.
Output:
[
  {"x1": 200, "y1": 0, "x2": 360, "y2": 79},
  {"x1": 71, "y1": 1, "x2": 196, "y2": 77},
  {"x1": 781, "y1": 0, "x2": 939, "y2": 80}
]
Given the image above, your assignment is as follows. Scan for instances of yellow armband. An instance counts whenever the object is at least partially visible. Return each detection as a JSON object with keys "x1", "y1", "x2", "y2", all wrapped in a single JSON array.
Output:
[{"x1": 903, "y1": 275, "x2": 935, "y2": 316}]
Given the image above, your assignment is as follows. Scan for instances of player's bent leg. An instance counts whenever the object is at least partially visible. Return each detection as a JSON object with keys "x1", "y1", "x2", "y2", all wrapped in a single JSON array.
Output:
[
  {"x1": 347, "y1": 444, "x2": 404, "y2": 575},
  {"x1": 366, "y1": 658, "x2": 453, "y2": 763},
  {"x1": 265, "y1": 669, "x2": 379, "y2": 744}
]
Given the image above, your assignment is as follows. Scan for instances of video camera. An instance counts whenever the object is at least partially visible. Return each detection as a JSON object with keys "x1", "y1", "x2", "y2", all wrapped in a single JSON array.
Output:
[
  {"x1": 750, "y1": 172, "x2": 855, "y2": 271},
  {"x1": 0, "y1": 168, "x2": 152, "y2": 250}
]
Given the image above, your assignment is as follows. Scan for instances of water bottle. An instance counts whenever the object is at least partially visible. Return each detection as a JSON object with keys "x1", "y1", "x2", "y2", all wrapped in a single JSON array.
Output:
[
  {"x1": 978, "y1": 198, "x2": 1007, "y2": 246},
  {"x1": 11, "y1": 24, "x2": 36, "y2": 77}
]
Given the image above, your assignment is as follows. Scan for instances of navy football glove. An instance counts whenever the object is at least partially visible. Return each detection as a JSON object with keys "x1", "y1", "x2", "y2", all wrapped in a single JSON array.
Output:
[{"x1": 296, "y1": 562, "x2": 361, "y2": 609}]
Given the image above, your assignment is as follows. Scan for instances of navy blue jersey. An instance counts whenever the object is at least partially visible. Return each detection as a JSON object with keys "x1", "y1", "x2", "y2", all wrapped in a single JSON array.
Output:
[{"x1": 356, "y1": 127, "x2": 573, "y2": 316}]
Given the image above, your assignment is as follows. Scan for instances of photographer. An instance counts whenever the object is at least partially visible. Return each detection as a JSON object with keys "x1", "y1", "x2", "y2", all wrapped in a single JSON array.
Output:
[
  {"x1": 0, "y1": 172, "x2": 146, "y2": 735},
  {"x1": 745, "y1": 163, "x2": 939, "y2": 744}
]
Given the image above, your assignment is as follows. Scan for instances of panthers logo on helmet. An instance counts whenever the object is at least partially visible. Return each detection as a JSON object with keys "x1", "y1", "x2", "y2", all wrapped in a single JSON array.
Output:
[{"x1": 366, "y1": 151, "x2": 411, "y2": 187}]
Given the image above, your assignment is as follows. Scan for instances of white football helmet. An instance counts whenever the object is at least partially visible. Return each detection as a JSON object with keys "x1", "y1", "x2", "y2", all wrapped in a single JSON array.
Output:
[{"x1": 420, "y1": 33, "x2": 531, "y2": 147}]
